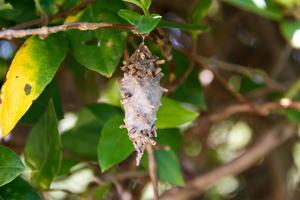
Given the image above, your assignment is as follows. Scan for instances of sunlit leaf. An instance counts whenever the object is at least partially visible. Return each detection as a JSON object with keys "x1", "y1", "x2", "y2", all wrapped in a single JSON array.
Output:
[
  {"x1": 0, "y1": 34, "x2": 68, "y2": 136},
  {"x1": 223, "y1": 0, "x2": 283, "y2": 20},
  {"x1": 280, "y1": 21, "x2": 300, "y2": 49},
  {"x1": 156, "y1": 97, "x2": 199, "y2": 128},
  {"x1": 98, "y1": 115, "x2": 134, "y2": 172},
  {"x1": 140, "y1": 0, "x2": 151, "y2": 11},
  {"x1": 0, "y1": 0, "x2": 12, "y2": 11},
  {"x1": 24, "y1": 101, "x2": 62, "y2": 189},
  {"x1": 274, "y1": 0, "x2": 299, "y2": 8},
  {"x1": 0, "y1": 145, "x2": 25, "y2": 187},
  {"x1": 0, "y1": 177, "x2": 40, "y2": 200},
  {"x1": 118, "y1": 9, "x2": 161, "y2": 34},
  {"x1": 66, "y1": 0, "x2": 127, "y2": 77},
  {"x1": 155, "y1": 150, "x2": 184, "y2": 186}
]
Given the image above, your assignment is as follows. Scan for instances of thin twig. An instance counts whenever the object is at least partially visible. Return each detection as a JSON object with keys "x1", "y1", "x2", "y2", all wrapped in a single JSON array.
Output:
[
  {"x1": 147, "y1": 145, "x2": 159, "y2": 200},
  {"x1": 206, "y1": 100, "x2": 300, "y2": 123},
  {"x1": 189, "y1": 53, "x2": 284, "y2": 91},
  {"x1": 271, "y1": 44, "x2": 293, "y2": 79},
  {"x1": 0, "y1": 22, "x2": 134, "y2": 39},
  {"x1": 167, "y1": 63, "x2": 194, "y2": 93},
  {"x1": 161, "y1": 125, "x2": 296, "y2": 200},
  {"x1": 107, "y1": 175, "x2": 133, "y2": 200},
  {"x1": 181, "y1": 50, "x2": 249, "y2": 103}
]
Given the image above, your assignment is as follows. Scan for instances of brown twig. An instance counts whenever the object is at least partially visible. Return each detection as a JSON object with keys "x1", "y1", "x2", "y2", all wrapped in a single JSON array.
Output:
[
  {"x1": 189, "y1": 53, "x2": 284, "y2": 91},
  {"x1": 167, "y1": 63, "x2": 194, "y2": 93},
  {"x1": 0, "y1": 22, "x2": 134, "y2": 39},
  {"x1": 206, "y1": 100, "x2": 300, "y2": 123},
  {"x1": 271, "y1": 44, "x2": 293, "y2": 79},
  {"x1": 107, "y1": 175, "x2": 133, "y2": 200},
  {"x1": 161, "y1": 125, "x2": 296, "y2": 200},
  {"x1": 180, "y1": 50, "x2": 249, "y2": 103},
  {"x1": 147, "y1": 145, "x2": 159, "y2": 200}
]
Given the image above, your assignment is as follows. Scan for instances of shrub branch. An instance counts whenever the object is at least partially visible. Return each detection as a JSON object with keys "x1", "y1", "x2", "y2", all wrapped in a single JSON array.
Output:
[{"x1": 0, "y1": 22, "x2": 135, "y2": 39}]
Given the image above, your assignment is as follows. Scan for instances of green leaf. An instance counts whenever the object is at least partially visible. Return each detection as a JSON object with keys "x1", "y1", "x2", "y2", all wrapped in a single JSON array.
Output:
[
  {"x1": 0, "y1": 0, "x2": 36, "y2": 23},
  {"x1": 136, "y1": 14, "x2": 161, "y2": 34},
  {"x1": 86, "y1": 103, "x2": 122, "y2": 125},
  {"x1": 156, "y1": 129, "x2": 182, "y2": 152},
  {"x1": 0, "y1": 177, "x2": 40, "y2": 200},
  {"x1": 223, "y1": 0, "x2": 283, "y2": 20},
  {"x1": 122, "y1": 0, "x2": 150, "y2": 15},
  {"x1": 274, "y1": 0, "x2": 299, "y2": 8},
  {"x1": 140, "y1": 0, "x2": 151, "y2": 11},
  {"x1": 285, "y1": 109, "x2": 300, "y2": 123},
  {"x1": 66, "y1": 0, "x2": 127, "y2": 77},
  {"x1": 0, "y1": 33, "x2": 68, "y2": 136},
  {"x1": 159, "y1": 20, "x2": 209, "y2": 32},
  {"x1": 192, "y1": 0, "x2": 212, "y2": 23},
  {"x1": 118, "y1": 9, "x2": 162, "y2": 34},
  {"x1": 155, "y1": 150, "x2": 184, "y2": 186},
  {"x1": 98, "y1": 115, "x2": 134, "y2": 172},
  {"x1": 33, "y1": 0, "x2": 46, "y2": 16},
  {"x1": 0, "y1": 0, "x2": 12, "y2": 11},
  {"x1": 57, "y1": 157, "x2": 79, "y2": 177},
  {"x1": 63, "y1": 124, "x2": 102, "y2": 160},
  {"x1": 100, "y1": 78, "x2": 122, "y2": 106},
  {"x1": 118, "y1": 9, "x2": 142, "y2": 26},
  {"x1": 156, "y1": 97, "x2": 199, "y2": 128},
  {"x1": 21, "y1": 81, "x2": 64, "y2": 124},
  {"x1": 24, "y1": 101, "x2": 62, "y2": 189},
  {"x1": 280, "y1": 21, "x2": 300, "y2": 49},
  {"x1": 62, "y1": 103, "x2": 121, "y2": 160},
  {"x1": 0, "y1": 145, "x2": 25, "y2": 187}
]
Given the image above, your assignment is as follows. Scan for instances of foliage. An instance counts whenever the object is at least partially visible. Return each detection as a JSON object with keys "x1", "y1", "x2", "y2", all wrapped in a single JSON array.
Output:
[{"x1": 0, "y1": 0, "x2": 299, "y2": 199}]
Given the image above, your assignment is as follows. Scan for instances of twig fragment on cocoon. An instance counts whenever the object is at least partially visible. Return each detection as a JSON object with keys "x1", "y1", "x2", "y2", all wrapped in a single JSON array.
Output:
[{"x1": 120, "y1": 43, "x2": 166, "y2": 165}]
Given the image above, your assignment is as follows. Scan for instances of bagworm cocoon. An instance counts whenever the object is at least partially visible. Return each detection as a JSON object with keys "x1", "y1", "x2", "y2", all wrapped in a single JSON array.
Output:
[{"x1": 120, "y1": 43, "x2": 165, "y2": 165}]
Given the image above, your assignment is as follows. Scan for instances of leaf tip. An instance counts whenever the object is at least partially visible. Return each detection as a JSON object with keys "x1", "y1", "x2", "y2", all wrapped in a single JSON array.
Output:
[{"x1": 99, "y1": 164, "x2": 110, "y2": 173}]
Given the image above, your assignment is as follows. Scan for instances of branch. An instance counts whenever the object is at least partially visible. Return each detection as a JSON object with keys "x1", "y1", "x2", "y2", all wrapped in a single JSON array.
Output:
[
  {"x1": 161, "y1": 125, "x2": 296, "y2": 200},
  {"x1": 181, "y1": 50, "x2": 285, "y2": 92},
  {"x1": 180, "y1": 50, "x2": 249, "y2": 103},
  {"x1": 147, "y1": 145, "x2": 159, "y2": 200},
  {"x1": 206, "y1": 100, "x2": 300, "y2": 123},
  {"x1": 167, "y1": 63, "x2": 194, "y2": 93},
  {"x1": 0, "y1": 22, "x2": 135, "y2": 39}
]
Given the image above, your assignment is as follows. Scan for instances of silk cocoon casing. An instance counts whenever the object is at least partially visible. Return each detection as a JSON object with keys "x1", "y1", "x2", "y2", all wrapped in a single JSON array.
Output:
[{"x1": 120, "y1": 43, "x2": 164, "y2": 165}]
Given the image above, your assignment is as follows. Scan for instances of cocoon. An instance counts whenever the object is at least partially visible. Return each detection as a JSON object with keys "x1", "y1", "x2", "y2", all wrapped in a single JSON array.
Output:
[{"x1": 120, "y1": 43, "x2": 165, "y2": 165}]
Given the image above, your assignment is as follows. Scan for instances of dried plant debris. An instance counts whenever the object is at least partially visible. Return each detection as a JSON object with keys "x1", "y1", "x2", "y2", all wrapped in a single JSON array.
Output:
[{"x1": 120, "y1": 43, "x2": 166, "y2": 165}]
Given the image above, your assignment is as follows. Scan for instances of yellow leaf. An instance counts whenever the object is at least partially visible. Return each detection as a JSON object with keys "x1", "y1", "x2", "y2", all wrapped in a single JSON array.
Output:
[{"x1": 0, "y1": 34, "x2": 68, "y2": 136}]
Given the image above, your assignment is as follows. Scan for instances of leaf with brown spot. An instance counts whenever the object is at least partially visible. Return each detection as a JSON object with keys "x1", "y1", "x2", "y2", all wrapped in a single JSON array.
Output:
[{"x1": 0, "y1": 33, "x2": 68, "y2": 136}]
